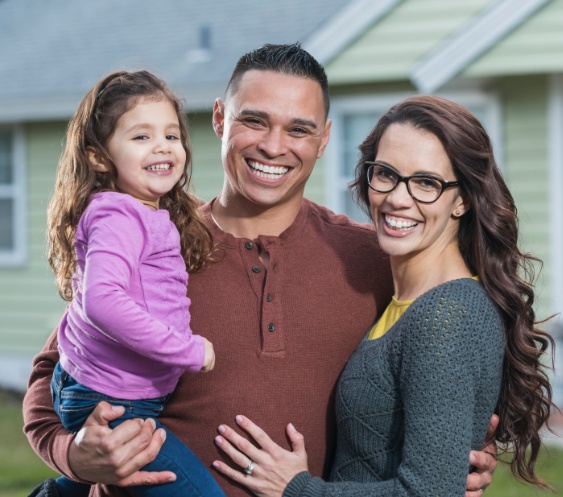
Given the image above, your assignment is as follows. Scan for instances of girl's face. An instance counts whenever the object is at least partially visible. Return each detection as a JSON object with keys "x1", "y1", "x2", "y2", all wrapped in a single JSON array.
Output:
[
  {"x1": 101, "y1": 97, "x2": 186, "y2": 207},
  {"x1": 369, "y1": 123, "x2": 467, "y2": 263}
]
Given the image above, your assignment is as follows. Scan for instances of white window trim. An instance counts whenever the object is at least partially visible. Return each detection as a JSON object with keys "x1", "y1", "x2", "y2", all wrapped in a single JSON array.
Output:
[
  {"x1": 548, "y1": 74, "x2": 563, "y2": 325},
  {"x1": 0, "y1": 124, "x2": 27, "y2": 266},
  {"x1": 325, "y1": 91, "x2": 503, "y2": 216}
]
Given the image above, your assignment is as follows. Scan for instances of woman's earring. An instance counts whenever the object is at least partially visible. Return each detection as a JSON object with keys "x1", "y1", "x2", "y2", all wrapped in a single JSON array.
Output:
[{"x1": 454, "y1": 210, "x2": 461, "y2": 217}]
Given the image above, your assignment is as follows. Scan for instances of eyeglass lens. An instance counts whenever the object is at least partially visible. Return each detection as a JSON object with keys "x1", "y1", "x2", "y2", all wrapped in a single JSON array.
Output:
[{"x1": 368, "y1": 164, "x2": 444, "y2": 203}]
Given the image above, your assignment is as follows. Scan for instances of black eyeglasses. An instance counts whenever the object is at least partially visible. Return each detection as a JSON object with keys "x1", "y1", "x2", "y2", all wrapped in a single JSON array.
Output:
[{"x1": 366, "y1": 161, "x2": 460, "y2": 204}]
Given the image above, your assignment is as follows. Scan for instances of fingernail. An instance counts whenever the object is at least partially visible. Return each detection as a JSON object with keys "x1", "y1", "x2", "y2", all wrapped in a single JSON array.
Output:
[
  {"x1": 469, "y1": 453, "x2": 476, "y2": 463},
  {"x1": 218, "y1": 425, "x2": 225, "y2": 434},
  {"x1": 146, "y1": 418, "x2": 156, "y2": 429},
  {"x1": 288, "y1": 423, "x2": 296, "y2": 432},
  {"x1": 215, "y1": 436, "x2": 223, "y2": 444},
  {"x1": 236, "y1": 415, "x2": 243, "y2": 423},
  {"x1": 111, "y1": 404, "x2": 122, "y2": 412},
  {"x1": 212, "y1": 461, "x2": 220, "y2": 468},
  {"x1": 160, "y1": 429, "x2": 167, "y2": 441}
]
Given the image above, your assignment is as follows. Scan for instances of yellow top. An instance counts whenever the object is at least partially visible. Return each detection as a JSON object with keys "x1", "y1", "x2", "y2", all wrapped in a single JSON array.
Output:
[
  {"x1": 368, "y1": 277, "x2": 479, "y2": 340},
  {"x1": 368, "y1": 296, "x2": 413, "y2": 340}
]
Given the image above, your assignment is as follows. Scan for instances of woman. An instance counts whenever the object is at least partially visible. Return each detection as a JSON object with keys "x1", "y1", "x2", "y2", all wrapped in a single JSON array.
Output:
[{"x1": 211, "y1": 96, "x2": 555, "y2": 496}]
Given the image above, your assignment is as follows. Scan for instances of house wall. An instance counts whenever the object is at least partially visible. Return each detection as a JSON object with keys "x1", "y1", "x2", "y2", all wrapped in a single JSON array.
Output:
[
  {"x1": 0, "y1": 122, "x2": 67, "y2": 389},
  {"x1": 497, "y1": 75, "x2": 552, "y2": 321}
]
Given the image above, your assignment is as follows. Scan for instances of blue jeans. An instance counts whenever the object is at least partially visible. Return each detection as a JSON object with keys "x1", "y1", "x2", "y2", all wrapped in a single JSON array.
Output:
[{"x1": 51, "y1": 362, "x2": 225, "y2": 497}]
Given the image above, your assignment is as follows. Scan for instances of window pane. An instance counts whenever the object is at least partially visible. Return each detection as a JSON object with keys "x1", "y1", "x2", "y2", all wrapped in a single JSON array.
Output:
[
  {"x1": 0, "y1": 131, "x2": 13, "y2": 184},
  {"x1": 343, "y1": 114, "x2": 381, "y2": 178},
  {"x1": 0, "y1": 199, "x2": 14, "y2": 249}
]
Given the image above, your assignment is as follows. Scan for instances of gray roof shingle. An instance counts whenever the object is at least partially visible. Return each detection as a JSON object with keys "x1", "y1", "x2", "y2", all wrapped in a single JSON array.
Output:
[{"x1": 0, "y1": 0, "x2": 350, "y2": 120}]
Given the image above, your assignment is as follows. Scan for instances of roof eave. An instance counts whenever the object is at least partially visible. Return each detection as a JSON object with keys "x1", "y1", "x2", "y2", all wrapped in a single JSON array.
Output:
[
  {"x1": 410, "y1": 0, "x2": 551, "y2": 94},
  {"x1": 303, "y1": 0, "x2": 403, "y2": 65}
]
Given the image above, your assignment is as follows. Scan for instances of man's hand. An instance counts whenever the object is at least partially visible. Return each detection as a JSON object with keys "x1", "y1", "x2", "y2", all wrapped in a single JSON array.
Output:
[
  {"x1": 465, "y1": 414, "x2": 499, "y2": 497},
  {"x1": 69, "y1": 401, "x2": 175, "y2": 486}
]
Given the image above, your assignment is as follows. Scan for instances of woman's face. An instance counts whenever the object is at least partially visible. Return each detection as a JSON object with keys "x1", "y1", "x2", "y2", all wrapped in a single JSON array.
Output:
[{"x1": 369, "y1": 123, "x2": 467, "y2": 262}]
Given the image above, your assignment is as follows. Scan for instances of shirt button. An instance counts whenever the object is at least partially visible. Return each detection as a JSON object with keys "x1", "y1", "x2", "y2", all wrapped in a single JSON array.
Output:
[
  {"x1": 252, "y1": 266, "x2": 261, "y2": 273},
  {"x1": 267, "y1": 323, "x2": 275, "y2": 332},
  {"x1": 266, "y1": 294, "x2": 273, "y2": 302},
  {"x1": 246, "y1": 242, "x2": 254, "y2": 250}
]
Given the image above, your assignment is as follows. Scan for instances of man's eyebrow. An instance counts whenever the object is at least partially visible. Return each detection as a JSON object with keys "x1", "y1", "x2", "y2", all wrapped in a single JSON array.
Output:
[{"x1": 238, "y1": 109, "x2": 318, "y2": 130}]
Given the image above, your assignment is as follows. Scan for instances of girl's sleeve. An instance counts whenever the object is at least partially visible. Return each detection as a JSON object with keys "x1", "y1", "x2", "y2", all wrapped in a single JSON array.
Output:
[
  {"x1": 283, "y1": 288, "x2": 499, "y2": 497},
  {"x1": 80, "y1": 198, "x2": 204, "y2": 372}
]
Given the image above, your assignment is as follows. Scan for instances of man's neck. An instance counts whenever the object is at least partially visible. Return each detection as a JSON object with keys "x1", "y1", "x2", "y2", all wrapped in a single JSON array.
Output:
[{"x1": 211, "y1": 194, "x2": 303, "y2": 240}]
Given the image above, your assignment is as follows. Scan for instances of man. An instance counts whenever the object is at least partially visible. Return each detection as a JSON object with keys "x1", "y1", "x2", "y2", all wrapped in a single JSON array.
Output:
[{"x1": 24, "y1": 44, "x2": 496, "y2": 497}]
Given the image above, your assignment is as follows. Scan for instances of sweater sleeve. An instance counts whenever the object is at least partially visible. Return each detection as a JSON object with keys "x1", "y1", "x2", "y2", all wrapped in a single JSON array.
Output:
[
  {"x1": 81, "y1": 198, "x2": 204, "y2": 372},
  {"x1": 22, "y1": 329, "x2": 85, "y2": 481},
  {"x1": 284, "y1": 285, "x2": 499, "y2": 497}
]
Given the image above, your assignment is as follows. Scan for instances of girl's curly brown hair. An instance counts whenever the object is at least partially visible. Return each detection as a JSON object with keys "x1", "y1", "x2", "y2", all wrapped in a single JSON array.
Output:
[{"x1": 48, "y1": 70, "x2": 214, "y2": 301}]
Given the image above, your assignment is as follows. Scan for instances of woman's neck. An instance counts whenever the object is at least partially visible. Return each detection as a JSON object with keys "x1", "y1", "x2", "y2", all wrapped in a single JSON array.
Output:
[{"x1": 391, "y1": 243, "x2": 472, "y2": 301}]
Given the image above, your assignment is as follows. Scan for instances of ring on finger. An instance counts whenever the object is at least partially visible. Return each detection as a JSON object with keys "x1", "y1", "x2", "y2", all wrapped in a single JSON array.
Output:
[{"x1": 244, "y1": 459, "x2": 255, "y2": 476}]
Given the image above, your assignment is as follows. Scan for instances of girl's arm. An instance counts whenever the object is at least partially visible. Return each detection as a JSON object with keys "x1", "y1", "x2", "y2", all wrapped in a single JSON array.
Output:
[{"x1": 79, "y1": 196, "x2": 204, "y2": 371}]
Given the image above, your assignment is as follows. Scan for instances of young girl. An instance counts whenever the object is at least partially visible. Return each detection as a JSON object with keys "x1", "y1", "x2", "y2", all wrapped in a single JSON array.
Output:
[{"x1": 47, "y1": 70, "x2": 225, "y2": 497}]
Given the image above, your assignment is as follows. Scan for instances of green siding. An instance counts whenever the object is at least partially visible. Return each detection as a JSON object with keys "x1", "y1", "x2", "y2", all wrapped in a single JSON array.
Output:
[
  {"x1": 326, "y1": 0, "x2": 490, "y2": 84},
  {"x1": 464, "y1": 0, "x2": 563, "y2": 77},
  {"x1": 499, "y1": 76, "x2": 552, "y2": 320},
  {"x1": 0, "y1": 122, "x2": 67, "y2": 355},
  {"x1": 188, "y1": 111, "x2": 224, "y2": 202}
]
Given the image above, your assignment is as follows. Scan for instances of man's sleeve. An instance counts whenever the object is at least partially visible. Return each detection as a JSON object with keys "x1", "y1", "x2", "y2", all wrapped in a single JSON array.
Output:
[{"x1": 22, "y1": 327, "x2": 82, "y2": 480}]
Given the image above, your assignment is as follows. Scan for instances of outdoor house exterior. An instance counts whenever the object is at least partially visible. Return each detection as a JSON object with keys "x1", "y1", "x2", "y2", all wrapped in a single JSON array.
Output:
[{"x1": 1, "y1": 0, "x2": 562, "y2": 405}]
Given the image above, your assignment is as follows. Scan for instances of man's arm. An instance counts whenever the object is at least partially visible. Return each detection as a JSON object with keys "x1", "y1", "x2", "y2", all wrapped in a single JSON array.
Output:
[{"x1": 22, "y1": 328, "x2": 173, "y2": 486}]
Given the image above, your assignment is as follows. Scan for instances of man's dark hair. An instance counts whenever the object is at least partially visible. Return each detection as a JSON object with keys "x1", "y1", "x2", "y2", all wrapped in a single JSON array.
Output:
[{"x1": 226, "y1": 43, "x2": 330, "y2": 117}]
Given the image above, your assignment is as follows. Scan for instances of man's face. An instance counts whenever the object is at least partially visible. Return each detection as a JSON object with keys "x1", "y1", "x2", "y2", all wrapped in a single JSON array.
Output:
[{"x1": 213, "y1": 70, "x2": 331, "y2": 212}]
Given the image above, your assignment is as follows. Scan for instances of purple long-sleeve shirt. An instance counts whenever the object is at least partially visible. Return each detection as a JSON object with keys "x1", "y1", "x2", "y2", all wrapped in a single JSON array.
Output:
[{"x1": 58, "y1": 191, "x2": 205, "y2": 399}]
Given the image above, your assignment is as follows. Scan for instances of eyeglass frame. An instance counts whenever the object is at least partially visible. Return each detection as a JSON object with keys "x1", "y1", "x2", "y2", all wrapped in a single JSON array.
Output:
[{"x1": 365, "y1": 161, "x2": 460, "y2": 204}]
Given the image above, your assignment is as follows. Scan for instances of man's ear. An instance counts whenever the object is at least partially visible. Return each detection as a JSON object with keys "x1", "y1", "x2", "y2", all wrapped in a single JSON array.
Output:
[
  {"x1": 212, "y1": 98, "x2": 225, "y2": 139},
  {"x1": 86, "y1": 146, "x2": 109, "y2": 172}
]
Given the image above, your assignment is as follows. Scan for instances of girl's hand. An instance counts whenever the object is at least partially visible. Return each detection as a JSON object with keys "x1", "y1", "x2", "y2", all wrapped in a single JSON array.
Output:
[
  {"x1": 213, "y1": 415, "x2": 309, "y2": 497},
  {"x1": 201, "y1": 338, "x2": 215, "y2": 372}
]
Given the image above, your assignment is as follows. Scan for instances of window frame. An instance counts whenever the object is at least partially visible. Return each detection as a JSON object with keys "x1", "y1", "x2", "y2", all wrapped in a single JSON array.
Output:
[{"x1": 0, "y1": 124, "x2": 27, "y2": 266}]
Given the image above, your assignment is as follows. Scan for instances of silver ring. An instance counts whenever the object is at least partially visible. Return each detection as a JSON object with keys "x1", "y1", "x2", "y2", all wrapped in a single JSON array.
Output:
[{"x1": 244, "y1": 459, "x2": 255, "y2": 476}]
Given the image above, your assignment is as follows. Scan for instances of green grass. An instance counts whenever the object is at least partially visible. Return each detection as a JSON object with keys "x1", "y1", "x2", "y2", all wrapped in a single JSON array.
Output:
[
  {"x1": 0, "y1": 389, "x2": 561, "y2": 496},
  {"x1": 0, "y1": 391, "x2": 57, "y2": 497}
]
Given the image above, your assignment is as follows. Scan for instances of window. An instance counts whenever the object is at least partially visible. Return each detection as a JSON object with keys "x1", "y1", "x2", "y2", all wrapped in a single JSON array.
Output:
[
  {"x1": 325, "y1": 93, "x2": 502, "y2": 223},
  {"x1": 0, "y1": 126, "x2": 26, "y2": 266}
]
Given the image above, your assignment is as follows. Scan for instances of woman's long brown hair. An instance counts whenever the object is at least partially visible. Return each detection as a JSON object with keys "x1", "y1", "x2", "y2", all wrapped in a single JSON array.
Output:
[
  {"x1": 351, "y1": 95, "x2": 556, "y2": 487},
  {"x1": 48, "y1": 70, "x2": 214, "y2": 301}
]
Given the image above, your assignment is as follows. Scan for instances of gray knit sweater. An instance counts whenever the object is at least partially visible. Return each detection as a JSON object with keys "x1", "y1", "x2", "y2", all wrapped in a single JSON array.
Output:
[{"x1": 284, "y1": 278, "x2": 504, "y2": 497}]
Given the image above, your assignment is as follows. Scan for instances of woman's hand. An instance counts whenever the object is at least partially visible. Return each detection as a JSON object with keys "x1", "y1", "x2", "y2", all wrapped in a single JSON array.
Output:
[{"x1": 213, "y1": 415, "x2": 309, "y2": 497}]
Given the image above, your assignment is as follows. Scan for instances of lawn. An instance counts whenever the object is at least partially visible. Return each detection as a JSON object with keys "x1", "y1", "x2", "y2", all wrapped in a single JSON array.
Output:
[{"x1": 1, "y1": 388, "x2": 561, "y2": 496}]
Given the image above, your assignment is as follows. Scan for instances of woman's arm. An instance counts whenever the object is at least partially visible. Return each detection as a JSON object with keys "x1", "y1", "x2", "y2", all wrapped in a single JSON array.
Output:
[{"x1": 213, "y1": 416, "x2": 497, "y2": 497}]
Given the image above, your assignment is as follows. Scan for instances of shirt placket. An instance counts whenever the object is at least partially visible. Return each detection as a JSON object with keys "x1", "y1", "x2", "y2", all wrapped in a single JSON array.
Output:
[{"x1": 240, "y1": 237, "x2": 285, "y2": 356}]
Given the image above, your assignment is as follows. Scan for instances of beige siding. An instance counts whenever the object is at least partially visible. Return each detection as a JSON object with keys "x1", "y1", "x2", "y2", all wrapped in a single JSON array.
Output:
[
  {"x1": 499, "y1": 76, "x2": 552, "y2": 319},
  {"x1": 0, "y1": 122, "x2": 67, "y2": 355},
  {"x1": 464, "y1": 0, "x2": 563, "y2": 78},
  {"x1": 326, "y1": 0, "x2": 490, "y2": 84}
]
